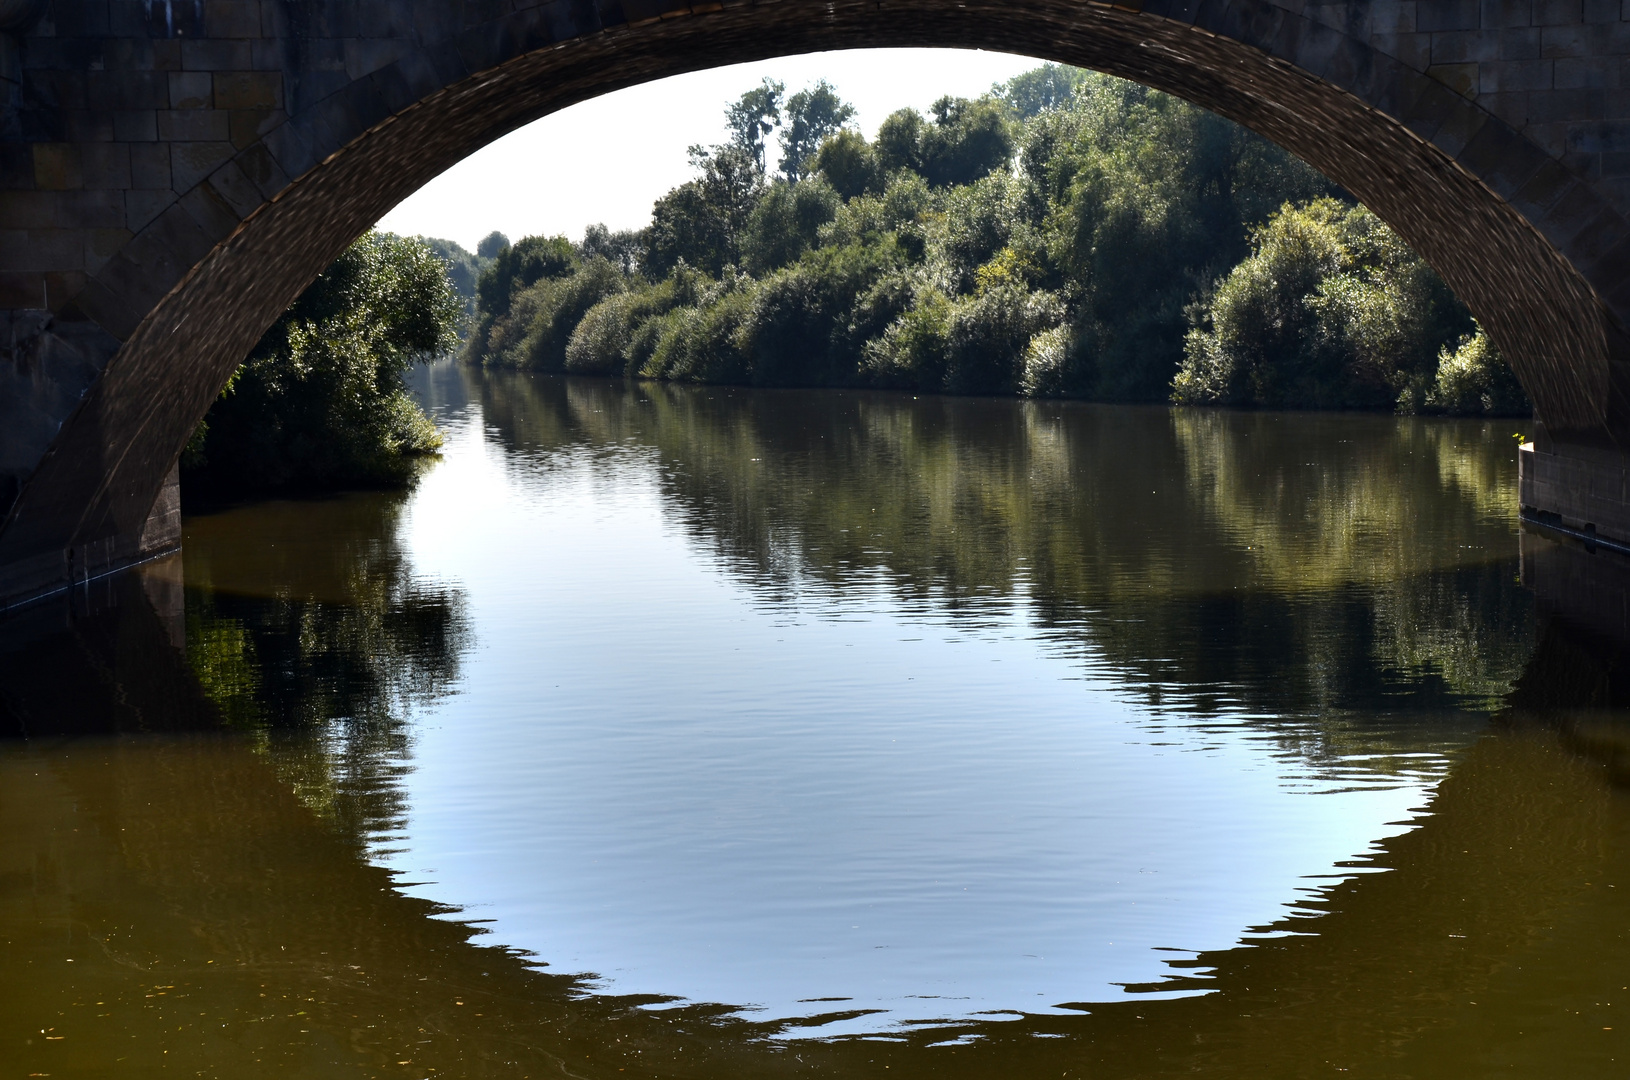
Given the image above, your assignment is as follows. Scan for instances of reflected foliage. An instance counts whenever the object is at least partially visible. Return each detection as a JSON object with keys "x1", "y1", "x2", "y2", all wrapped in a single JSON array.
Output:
[
  {"x1": 473, "y1": 373, "x2": 1534, "y2": 726},
  {"x1": 14, "y1": 370, "x2": 1630, "y2": 1077},
  {"x1": 182, "y1": 491, "x2": 470, "y2": 837}
]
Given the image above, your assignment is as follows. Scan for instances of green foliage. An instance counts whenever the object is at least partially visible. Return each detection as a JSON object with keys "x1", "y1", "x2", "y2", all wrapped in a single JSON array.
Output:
[
  {"x1": 921, "y1": 96, "x2": 1015, "y2": 188},
  {"x1": 871, "y1": 98, "x2": 1015, "y2": 189},
  {"x1": 565, "y1": 270, "x2": 702, "y2": 376},
  {"x1": 875, "y1": 108, "x2": 926, "y2": 175},
  {"x1": 1174, "y1": 199, "x2": 1495, "y2": 411},
  {"x1": 461, "y1": 65, "x2": 1528, "y2": 419},
  {"x1": 578, "y1": 222, "x2": 644, "y2": 275},
  {"x1": 1023, "y1": 76, "x2": 1338, "y2": 400},
  {"x1": 643, "y1": 145, "x2": 764, "y2": 277},
  {"x1": 647, "y1": 280, "x2": 755, "y2": 384},
  {"x1": 475, "y1": 233, "x2": 576, "y2": 318},
  {"x1": 814, "y1": 129, "x2": 883, "y2": 200},
  {"x1": 419, "y1": 237, "x2": 482, "y2": 303},
  {"x1": 725, "y1": 77, "x2": 784, "y2": 174},
  {"x1": 779, "y1": 79, "x2": 856, "y2": 181},
  {"x1": 1425, "y1": 329, "x2": 1530, "y2": 416},
  {"x1": 419, "y1": 236, "x2": 493, "y2": 330},
  {"x1": 742, "y1": 237, "x2": 903, "y2": 386},
  {"x1": 741, "y1": 177, "x2": 840, "y2": 274},
  {"x1": 942, "y1": 284, "x2": 1066, "y2": 395},
  {"x1": 183, "y1": 231, "x2": 459, "y2": 494},
  {"x1": 476, "y1": 231, "x2": 510, "y2": 259},
  {"x1": 486, "y1": 257, "x2": 627, "y2": 371},
  {"x1": 937, "y1": 172, "x2": 1024, "y2": 294},
  {"x1": 864, "y1": 284, "x2": 952, "y2": 389},
  {"x1": 1019, "y1": 324, "x2": 1076, "y2": 397},
  {"x1": 994, "y1": 63, "x2": 1088, "y2": 119}
]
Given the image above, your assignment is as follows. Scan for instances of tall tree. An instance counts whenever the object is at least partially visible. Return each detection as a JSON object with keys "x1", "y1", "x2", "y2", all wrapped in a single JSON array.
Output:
[
  {"x1": 476, "y1": 230, "x2": 510, "y2": 259},
  {"x1": 779, "y1": 80, "x2": 855, "y2": 181},
  {"x1": 725, "y1": 78, "x2": 784, "y2": 175},
  {"x1": 994, "y1": 63, "x2": 1087, "y2": 119},
  {"x1": 643, "y1": 145, "x2": 765, "y2": 276}
]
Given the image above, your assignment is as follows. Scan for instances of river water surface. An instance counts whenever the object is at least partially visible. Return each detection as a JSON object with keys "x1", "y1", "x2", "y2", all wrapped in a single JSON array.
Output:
[{"x1": 5, "y1": 367, "x2": 1630, "y2": 1077}]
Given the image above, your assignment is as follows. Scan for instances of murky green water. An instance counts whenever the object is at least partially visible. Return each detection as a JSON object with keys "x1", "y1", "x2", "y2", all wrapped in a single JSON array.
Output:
[{"x1": 6, "y1": 367, "x2": 1630, "y2": 1077}]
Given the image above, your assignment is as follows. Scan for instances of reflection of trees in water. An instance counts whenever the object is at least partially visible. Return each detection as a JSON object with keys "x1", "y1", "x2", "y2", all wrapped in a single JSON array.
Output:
[
  {"x1": 473, "y1": 373, "x2": 1533, "y2": 765},
  {"x1": 183, "y1": 490, "x2": 470, "y2": 842}
]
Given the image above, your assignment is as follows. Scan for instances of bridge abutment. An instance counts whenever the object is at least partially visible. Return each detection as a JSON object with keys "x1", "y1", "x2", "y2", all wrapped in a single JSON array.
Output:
[
  {"x1": 0, "y1": 461, "x2": 177, "y2": 612},
  {"x1": 1520, "y1": 439, "x2": 1630, "y2": 553}
]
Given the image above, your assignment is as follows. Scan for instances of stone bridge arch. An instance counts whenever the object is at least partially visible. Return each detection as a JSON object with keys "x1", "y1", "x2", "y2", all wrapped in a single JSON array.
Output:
[{"x1": 2, "y1": 0, "x2": 1628, "y2": 606}]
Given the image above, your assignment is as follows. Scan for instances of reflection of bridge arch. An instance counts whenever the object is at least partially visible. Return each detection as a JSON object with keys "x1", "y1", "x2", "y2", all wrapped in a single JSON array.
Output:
[{"x1": 3, "y1": 0, "x2": 1629, "y2": 603}]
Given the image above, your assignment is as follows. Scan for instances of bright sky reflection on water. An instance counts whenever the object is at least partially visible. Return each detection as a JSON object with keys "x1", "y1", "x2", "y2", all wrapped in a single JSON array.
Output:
[{"x1": 376, "y1": 368, "x2": 1481, "y2": 1032}]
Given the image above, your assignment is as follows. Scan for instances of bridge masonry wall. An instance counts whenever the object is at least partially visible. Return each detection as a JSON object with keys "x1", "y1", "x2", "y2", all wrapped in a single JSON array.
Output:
[{"x1": 3, "y1": 0, "x2": 1630, "y2": 606}]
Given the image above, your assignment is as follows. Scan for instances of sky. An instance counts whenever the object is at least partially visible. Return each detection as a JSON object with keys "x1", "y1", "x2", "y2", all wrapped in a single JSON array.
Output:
[{"x1": 374, "y1": 48, "x2": 1046, "y2": 253}]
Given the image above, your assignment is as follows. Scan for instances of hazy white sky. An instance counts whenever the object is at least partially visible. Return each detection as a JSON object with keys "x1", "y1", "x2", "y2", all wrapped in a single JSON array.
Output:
[{"x1": 375, "y1": 48, "x2": 1045, "y2": 252}]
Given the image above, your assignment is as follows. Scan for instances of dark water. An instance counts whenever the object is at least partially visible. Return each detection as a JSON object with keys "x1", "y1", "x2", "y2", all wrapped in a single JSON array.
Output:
[{"x1": 6, "y1": 366, "x2": 1630, "y2": 1077}]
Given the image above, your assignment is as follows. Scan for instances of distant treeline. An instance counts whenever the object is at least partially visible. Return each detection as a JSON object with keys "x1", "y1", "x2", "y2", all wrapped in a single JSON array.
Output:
[{"x1": 445, "y1": 65, "x2": 1526, "y2": 416}]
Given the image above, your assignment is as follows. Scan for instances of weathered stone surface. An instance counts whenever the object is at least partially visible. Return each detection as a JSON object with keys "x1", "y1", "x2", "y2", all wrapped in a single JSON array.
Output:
[{"x1": 6, "y1": 0, "x2": 1630, "y2": 605}]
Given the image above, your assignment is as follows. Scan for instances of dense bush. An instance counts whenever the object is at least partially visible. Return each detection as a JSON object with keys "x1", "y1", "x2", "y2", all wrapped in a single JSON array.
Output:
[
  {"x1": 565, "y1": 268, "x2": 704, "y2": 376},
  {"x1": 1425, "y1": 329, "x2": 1530, "y2": 416},
  {"x1": 742, "y1": 177, "x2": 840, "y2": 274},
  {"x1": 488, "y1": 257, "x2": 627, "y2": 371},
  {"x1": 183, "y1": 231, "x2": 460, "y2": 494},
  {"x1": 463, "y1": 65, "x2": 1528, "y2": 417},
  {"x1": 1173, "y1": 200, "x2": 1508, "y2": 412}
]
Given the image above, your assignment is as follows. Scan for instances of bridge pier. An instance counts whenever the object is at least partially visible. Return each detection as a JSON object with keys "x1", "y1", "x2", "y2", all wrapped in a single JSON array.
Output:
[
  {"x1": 1520, "y1": 439, "x2": 1630, "y2": 555},
  {"x1": 0, "y1": 463, "x2": 178, "y2": 613}
]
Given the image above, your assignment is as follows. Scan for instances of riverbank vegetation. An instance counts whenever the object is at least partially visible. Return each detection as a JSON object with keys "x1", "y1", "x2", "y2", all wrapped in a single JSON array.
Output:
[
  {"x1": 182, "y1": 231, "x2": 461, "y2": 496},
  {"x1": 464, "y1": 65, "x2": 1526, "y2": 416}
]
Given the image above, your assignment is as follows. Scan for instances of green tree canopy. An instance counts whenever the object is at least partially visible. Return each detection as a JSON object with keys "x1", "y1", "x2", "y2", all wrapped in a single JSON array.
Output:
[
  {"x1": 461, "y1": 64, "x2": 1526, "y2": 418},
  {"x1": 814, "y1": 129, "x2": 883, "y2": 200},
  {"x1": 875, "y1": 108, "x2": 926, "y2": 175},
  {"x1": 779, "y1": 80, "x2": 856, "y2": 181},
  {"x1": 476, "y1": 233, "x2": 576, "y2": 317},
  {"x1": 184, "y1": 231, "x2": 460, "y2": 493},
  {"x1": 920, "y1": 96, "x2": 1014, "y2": 188},
  {"x1": 725, "y1": 77, "x2": 784, "y2": 174},
  {"x1": 476, "y1": 230, "x2": 510, "y2": 259},
  {"x1": 643, "y1": 145, "x2": 764, "y2": 277},
  {"x1": 994, "y1": 63, "x2": 1087, "y2": 119}
]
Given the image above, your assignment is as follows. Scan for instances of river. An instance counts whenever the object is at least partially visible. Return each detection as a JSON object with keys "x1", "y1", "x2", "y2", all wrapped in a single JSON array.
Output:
[{"x1": 4, "y1": 365, "x2": 1629, "y2": 1077}]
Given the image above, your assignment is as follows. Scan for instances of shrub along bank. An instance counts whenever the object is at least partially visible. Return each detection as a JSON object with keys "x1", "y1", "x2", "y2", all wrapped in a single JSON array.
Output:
[
  {"x1": 465, "y1": 65, "x2": 1527, "y2": 417},
  {"x1": 182, "y1": 231, "x2": 462, "y2": 495}
]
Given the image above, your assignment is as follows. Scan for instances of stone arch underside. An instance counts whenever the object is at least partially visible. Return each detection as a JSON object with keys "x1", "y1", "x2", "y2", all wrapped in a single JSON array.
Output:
[{"x1": 2, "y1": 0, "x2": 1626, "y2": 604}]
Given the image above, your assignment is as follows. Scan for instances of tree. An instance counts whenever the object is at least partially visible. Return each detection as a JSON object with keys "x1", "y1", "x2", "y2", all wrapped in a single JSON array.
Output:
[
  {"x1": 643, "y1": 145, "x2": 765, "y2": 276},
  {"x1": 779, "y1": 80, "x2": 855, "y2": 181},
  {"x1": 920, "y1": 96, "x2": 1014, "y2": 188},
  {"x1": 725, "y1": 78, "x2": 784, "y2": 174},
  {"x1": 875, "y1": 108, "x2": 925, "y2": 175},
  {"x1": 1173, "y1": 200, "x2": 1477, "y2": 409},
  {"x1": 740, "y1": 177, "x2": 840, "y2": 274},
  {"x1": 579, "y1": 222, "x2": 643, "y2": 275},
  {"x1": 476, "y1": 231, "x2": 510, "y2": 259},
  {"x1": 994, "y1": 63, "x2": 1087, "y2": 119},
  {"x1": 814, "y1": 129, "x2": 882, "y2": 200},
  {"x1": 419, "y1": 236, "x2": 483, "y2": 320},
  {"x1": 183, "y1": 231, "x2": 460, "y2": 493},
  {"x1": 475, "y1": 234, "x2": 576, "y2": 318}
]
